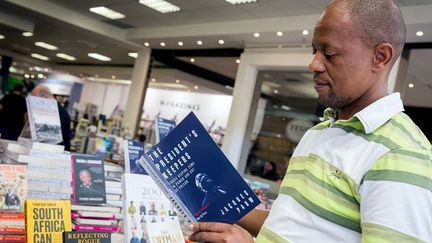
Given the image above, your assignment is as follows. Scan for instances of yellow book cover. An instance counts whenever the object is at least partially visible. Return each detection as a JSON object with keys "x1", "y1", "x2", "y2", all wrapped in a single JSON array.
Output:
[{"x1": 25, "y1": 200, "x2": 72, "y2": 243}]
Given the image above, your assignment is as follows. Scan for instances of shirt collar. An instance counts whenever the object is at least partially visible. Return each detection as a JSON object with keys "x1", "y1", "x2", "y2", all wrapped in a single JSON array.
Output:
[
  {"x1": 355, "y1": 92, "x2": 404, "y2": 134},
  {"x1": 322, "y1": 93, "x2": 404, "y2": 134}
]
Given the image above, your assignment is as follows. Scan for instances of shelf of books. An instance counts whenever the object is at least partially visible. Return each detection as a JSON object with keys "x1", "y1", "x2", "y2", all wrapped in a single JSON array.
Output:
[{"x1": 0, "y1": 97, "x2": 273, "y2": 243}]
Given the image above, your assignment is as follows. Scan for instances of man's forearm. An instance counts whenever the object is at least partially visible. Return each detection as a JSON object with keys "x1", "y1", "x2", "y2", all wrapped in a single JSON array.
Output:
[{"x1": 236, "y1": 209, "x2": 269, "y2": 237}]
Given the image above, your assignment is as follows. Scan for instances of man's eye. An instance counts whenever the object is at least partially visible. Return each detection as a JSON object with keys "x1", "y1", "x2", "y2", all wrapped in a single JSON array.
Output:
[{"x1": 325, "y1": 54, "x2": 336, "y2": 59}]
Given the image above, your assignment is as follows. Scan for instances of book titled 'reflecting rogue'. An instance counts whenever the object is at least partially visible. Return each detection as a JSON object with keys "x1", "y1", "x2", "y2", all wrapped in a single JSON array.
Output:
[{"x1": 139, "y1": 112, "x2": 260, "y2": 224}]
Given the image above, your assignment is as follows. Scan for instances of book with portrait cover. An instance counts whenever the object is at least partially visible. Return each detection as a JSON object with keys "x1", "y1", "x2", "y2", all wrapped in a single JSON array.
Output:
[
  {"x1": 0, "y1": 164, "x2": 27, "y2": 212},
  {"x1": 155, "y1": 117, "x2": 177, "y2": 143},
  {"x1": 63, "y1": 231, "x2": 111, "y2": 243},
  {"x1": 72, "y1": 154, "x2": 107, "y2": 205},
  {"x1": 140, "y1": 112, "x2": 260, "y2": 224},
  {"x1": 25, "y1": 96, "x2": 63, "y2": 144},
  {"x1": 25, "y1": 200, "x2": 72, "y2": 243},
  {"x1": 124, "y1": 140, "x2": 147, "y2": 175},
  {"x1": 122, "y1": 173, "x2": 181, "y2": 243}
]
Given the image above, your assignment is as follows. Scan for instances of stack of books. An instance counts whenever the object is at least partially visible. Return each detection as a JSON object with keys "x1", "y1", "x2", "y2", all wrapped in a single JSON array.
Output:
[
  {"x1": 71, "y1": 205, "x2": 122, "y2": 232},
  {"x1": 0, "y1": 213, "x2": 26, "y2": 242},
  {"x1": 2, "y1": 140, "x2": 72, "y2": 200},
  {"x1": 0, "y1": 164, "x2": 27, "y2": 242}
]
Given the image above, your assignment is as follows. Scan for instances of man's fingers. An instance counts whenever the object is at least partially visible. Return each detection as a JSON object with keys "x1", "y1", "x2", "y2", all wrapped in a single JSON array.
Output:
[
  {"x1": 189, "y1": 222, "x2": 231, "y2": 233},
  {"x1": 189, "y1": 231, "x2": 224, "y2": 242}
]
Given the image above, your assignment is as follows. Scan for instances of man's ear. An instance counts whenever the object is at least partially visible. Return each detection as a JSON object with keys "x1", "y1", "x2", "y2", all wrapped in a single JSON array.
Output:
[{"x1": 372, "y1": 43, "x2": 394, "y2": 72}]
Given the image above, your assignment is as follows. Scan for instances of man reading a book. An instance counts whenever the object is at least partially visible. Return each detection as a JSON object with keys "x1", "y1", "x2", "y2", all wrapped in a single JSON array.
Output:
[{"x1": 188, "y1": 0, "x2": 432, "y2": 242}]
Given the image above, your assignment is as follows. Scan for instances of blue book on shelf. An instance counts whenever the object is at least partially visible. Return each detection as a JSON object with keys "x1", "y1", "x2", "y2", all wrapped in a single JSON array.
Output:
[
  {"x1": 155, "y1": 117, "x2": 177, "y2": 143},
  {"x1": 140, "y1": 112, "x2": 260, "y2": 224},
  {"x1": 124, "y1": 140, "x2": 148, "y2": 175}
]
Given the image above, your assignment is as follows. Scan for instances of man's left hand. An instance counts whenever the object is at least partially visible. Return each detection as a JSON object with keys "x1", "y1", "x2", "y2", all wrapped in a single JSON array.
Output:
[{"x1": 188, "y1": 222, "x2": 254, "y2": 243}]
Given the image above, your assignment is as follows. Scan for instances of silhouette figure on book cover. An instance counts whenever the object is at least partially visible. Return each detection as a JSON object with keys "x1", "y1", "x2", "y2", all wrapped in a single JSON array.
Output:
[{"x1": 195, "y1": 173, "x2": 227, "y2": 208}]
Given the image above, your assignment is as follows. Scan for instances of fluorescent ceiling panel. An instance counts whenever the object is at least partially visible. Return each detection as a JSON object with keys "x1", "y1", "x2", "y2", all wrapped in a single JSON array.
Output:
[
  {"x1": 56, "y1": 53, "x2": 77, "y2": 61},
  {"x1": 128, "y1": 52, "x2": 138, "y2": 58},
  {"x1": 88, "y1": 53, "x2": 111, "y2": 61},
  {"x1": 138, "y1": 0, "x2": 180, "y2": 13},
  {"x1": 89, "y1": 6, "x2": 125, "y2": 19},
  {"x1": 31, "y1": 53, "x2": 49, "y2": 61},
  {"x1": 225, "y1": 0, "x2": 258, "y2": 4},
  {"x1": 35, "y1": 41, "x2": 58, "y2": 50}
]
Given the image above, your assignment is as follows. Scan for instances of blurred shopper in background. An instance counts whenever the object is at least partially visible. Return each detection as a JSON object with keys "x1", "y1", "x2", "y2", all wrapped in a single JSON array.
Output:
[{"x1": 0, "y1": 84, "x2": 27, "y2": 140}]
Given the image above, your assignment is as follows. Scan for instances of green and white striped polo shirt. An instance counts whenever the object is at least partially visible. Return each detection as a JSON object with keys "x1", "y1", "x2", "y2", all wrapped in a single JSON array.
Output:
[{"x1": 256, "y1": 93, "x2": 432, "y2": 243}]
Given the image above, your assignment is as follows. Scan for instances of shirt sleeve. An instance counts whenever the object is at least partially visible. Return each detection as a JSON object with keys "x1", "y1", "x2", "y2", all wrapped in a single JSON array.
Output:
[{"x1": 359, "y1": 147, "x2": 432, "y2": 243}]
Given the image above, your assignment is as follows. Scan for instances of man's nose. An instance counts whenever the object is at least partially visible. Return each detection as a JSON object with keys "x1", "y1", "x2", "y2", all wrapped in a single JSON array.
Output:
[{"x1": 309, "y1": 54, "x2": 325, "y2": 73}]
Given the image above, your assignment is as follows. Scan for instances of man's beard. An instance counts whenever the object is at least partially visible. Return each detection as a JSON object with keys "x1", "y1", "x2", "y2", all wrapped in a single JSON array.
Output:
[{"x1": 319, "y1": 92, "x2": 351, "y2": 109}]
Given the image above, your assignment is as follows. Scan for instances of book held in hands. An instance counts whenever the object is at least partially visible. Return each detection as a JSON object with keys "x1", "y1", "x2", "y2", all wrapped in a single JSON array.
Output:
[{"x1": 140, "y1": 112, "x2": 260, "y2": 224}]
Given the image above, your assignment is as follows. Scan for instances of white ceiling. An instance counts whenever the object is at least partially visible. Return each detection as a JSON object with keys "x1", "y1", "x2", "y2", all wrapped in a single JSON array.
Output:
[{"x1": 1, "y1": 0, "x2": 432, "y2": 100}]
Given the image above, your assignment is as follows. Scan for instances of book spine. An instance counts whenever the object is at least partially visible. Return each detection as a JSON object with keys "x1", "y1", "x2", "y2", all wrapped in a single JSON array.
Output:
[
  {"x1": 0, "y1": 235, "x2": 26, "y2": 242},
  {"x1": 140, "y1": 155, "x2": 195, "y2": 223},
  {"x1": 72, "y1": 225, "x2": 119, "y2": 232},
  {"x1": 71, "y1": 154, "x2": 77, "y2": 204},
  {"x1": 123, "y1": 140, "x2": 131, "y2": 173},
  {"x1": 0, "y1": 214, "x2": 25, "y2": 220},
  {"x1": 0, "y1": 227, "x2": 26, "y2": 233}
]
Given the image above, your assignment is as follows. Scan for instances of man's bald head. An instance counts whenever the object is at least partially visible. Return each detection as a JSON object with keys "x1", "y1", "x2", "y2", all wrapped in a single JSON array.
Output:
[
  {"x1": 327, "y1": 0, "x2": 406, "y2": 64},
  {"x1": 31, "y1": 84, "x2": 54, "y2": 99}
]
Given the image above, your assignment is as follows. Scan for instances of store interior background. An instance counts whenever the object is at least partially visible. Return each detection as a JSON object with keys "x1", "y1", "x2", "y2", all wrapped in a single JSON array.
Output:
[{"x1": 1, "y1": 0, "x2": 432, "y2": 197}]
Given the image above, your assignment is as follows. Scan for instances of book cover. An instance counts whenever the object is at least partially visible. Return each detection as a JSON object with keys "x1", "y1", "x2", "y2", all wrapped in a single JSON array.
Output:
[
  {"x1": 72, "y1": 154, "x2": 107, "y2": 205},
  {"x1": 146, "y1": 220, "x2": 184, "y2": 243},
  {"x1": 140, "y1": 112, "x2": 260, "y2": 224},
  {"x1": 0, "y1": 165, "x2": 27, "y2": 212},
  {"x1": 25, "y1": 200, "x2": 72, "y2": 243},
  {"x1": 155, "y1": 117, "x2": 176, "y2": 143},
  {"x1": 124, "y1": 140, "x2": 147, "y2": 175},
  {"x1": 63, "y1": 231, "x2": 111, "y2": 243},
  {"x1": 25, "y1": 96, "x2": 63, "y2": 144},
  {"x1": 123, "y1": 173, "x2": 180, "y2": 243}
]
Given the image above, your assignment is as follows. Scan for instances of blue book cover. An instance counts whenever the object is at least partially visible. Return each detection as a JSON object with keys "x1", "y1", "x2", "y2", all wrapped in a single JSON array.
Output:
[
  {"x1": 124, "y1": 140, "x2": 148, "y2": 175},
  {"x1": 155, "y1": 117, "x2": 177, "y2": 143},
  {"x1": 141, "y1": 112, "x2": 260, "y2": 224}
]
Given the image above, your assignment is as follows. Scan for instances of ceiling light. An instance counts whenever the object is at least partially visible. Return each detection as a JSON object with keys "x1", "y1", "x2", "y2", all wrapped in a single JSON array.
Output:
[
  {"x1": 151, "y1": 78, "x2": 156, "y2": 82},
  {"x1": 225, "y1": 0, "x2": 258, "y2": 4},
  {"x1": 138, "y1": 0, "x2": 180, "y2": 13},
  {"x1": 37, "y1": 73, "x2": 44, "y2": 79},
  {"x1": 175, "y1": 79, "x2": 180, "y2": 83},
  {"x1": 190, "y1": 58, "x2": 195, "y2": 63},
  {"x1": 24, "y1": 74, "x2": 30, "y2": 78},
  {"x1": 0, "y1": 35, "x2": 4, "y2": 40},
  {"x1": 408, "y1": 83, "x2": 414, "y2": 88},
  {"x1": 112, "y1": 75, "x2": 116, "y2": 79},
  {"x1": 31, "y1": 74, "x2": 35, "y2": 78},
  {"x1": 236, "y1": 59, "x2": 240, "y2": 64},
  {"x1": 128, "y1": 52, "x2": 138, "y2": 58},
  {"x1": 35, "y1": 41, "x2": 58, "y2": 50},
  {"x1": 194, "y1": 85, "x2": 199, "y2": 90},
  {"x1": 218, "y1": 39, "x2": 225, "y2": 45},
  {"x1": 31, "y1": 53, "x2": 49, "y2": 61},
  {"x1": 276, "y1": 31, "x2": 283, "y2": 36},
  {"x1": 302, "y1": 29, "x2": 309, "y2": 36},
  {"x1": 274, "y1": 89, "x2": 279, "y2": 94},
  {"x1": 253, "y1": 32, "x2": 260, "y2": 38},
  {"x1": 89, "y1": 6, "x2": 125, "y2": 19},
  {"x1": 160, "y1": 42, "x2": 166, "y2": 47},
  {"x1": 197, "y1": 40, "x2": 203, "y2": 45},
  {"x1": 416, "y1": 31, "x2": 424, "y2": 37},
  {"x1": 22, "y1": 32, "x2": 33, "y2": 37},
  {"x1": 178, "y1": 41, "x2": 183, "y2": 46},
  {"x1": 88, "y1": 53, "x2": 111, "y2": 61},
  {"x1": 144, "y1": 42, "x2": 150, "y2": 47},
  {"x1": 56, "y1": 53, "x2": 77, "y2": 61}
]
